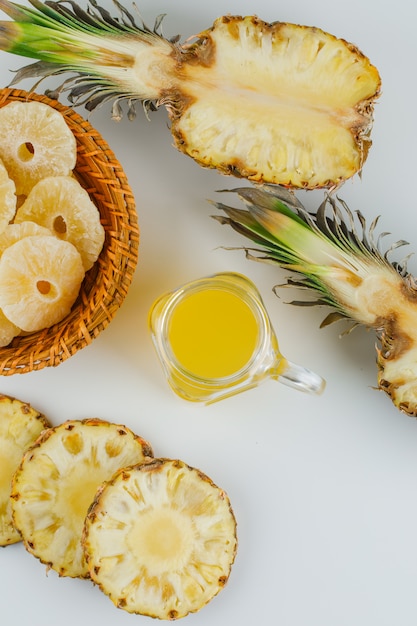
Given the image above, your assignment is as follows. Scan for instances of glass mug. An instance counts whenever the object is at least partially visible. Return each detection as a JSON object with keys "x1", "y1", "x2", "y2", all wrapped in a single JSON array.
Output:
[{"x1": 148, "y1": 272, "x2": 325, "y2": 404}]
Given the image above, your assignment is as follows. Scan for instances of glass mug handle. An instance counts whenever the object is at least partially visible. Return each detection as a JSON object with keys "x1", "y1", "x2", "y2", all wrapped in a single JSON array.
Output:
[{"x1": 272, "y1": 357, "x2": 326, "y2": 395}]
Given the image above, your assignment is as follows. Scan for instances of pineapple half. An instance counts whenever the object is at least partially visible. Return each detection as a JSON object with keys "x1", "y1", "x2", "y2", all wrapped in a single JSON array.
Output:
[
  {"x1": 0, "y1": 394, "x2": 49, "y2": 546},
  {"x1": 10, "y1": 418, "x2": 153, "y2": 577},
  {"x1": 83, "y1": 458, "x2": 237, "y2": 620},
  {"x1": 0, "y1": 0, "x2": 381, "y2": 189},
  {"x1": 213, "y1": 186, "x2": 417, "y2": 417}
]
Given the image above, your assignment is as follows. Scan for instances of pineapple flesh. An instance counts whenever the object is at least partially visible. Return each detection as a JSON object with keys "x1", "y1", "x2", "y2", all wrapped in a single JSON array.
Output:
[
  {"x1": 0, "y1": 394, "x2": 49, "y2": 546},
  {"x1": 83, "y1": 458, "x2": 237, "y2": 620},
  {"x1": 0, "y1": 100, "x2": 76, "y2": 195},
  {"x1": 213, "y1": 186, "x2": 417, "y2": 417},
  {"x1": 0, "y1": 0, "x2": 381, "y2": 189},
  {"x1": 15, "y1": 176, "x2": 105, "y2": 271},
  {"x1": 0, "y1": 234, "x2": 85, "y2": 332},
  {"x1": 10, "y1": 418, "x2": 153, "y2": 577}
]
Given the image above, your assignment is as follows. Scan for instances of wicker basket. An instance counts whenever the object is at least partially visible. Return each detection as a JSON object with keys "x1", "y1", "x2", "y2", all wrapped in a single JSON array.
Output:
[{"x1": 0, "y1": 88, "x2": 139, "y2": 375}]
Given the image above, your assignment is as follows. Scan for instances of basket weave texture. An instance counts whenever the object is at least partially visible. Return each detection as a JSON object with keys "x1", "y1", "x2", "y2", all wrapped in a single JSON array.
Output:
[{"x1": 0, "y1": 88, "x2": 139, "y2": 374}]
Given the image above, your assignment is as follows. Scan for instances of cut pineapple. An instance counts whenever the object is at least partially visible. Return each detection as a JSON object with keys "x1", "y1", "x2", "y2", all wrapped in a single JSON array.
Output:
[
  {"x1": 83, "y1": 458, "x2": 237, "y2": 619},
  {"x1": 0, "y1": 1, "x2": 381, "y2": 188},
  {"x1": 15, "y1": 176, "x2": 105, "y2": 270},
  {"x1": 0, "y1": 157, "x2": 16, "y2": 233},
  {"x1": 0, "y1": 220, "x2": 52, "y2": 256},
  {"x1": 10, "y1": 419, "x2": 153, "y2": 578},
  {"x1": 0, "y1": 100, "x2": 77, "y2": 195},
  {"x1": 0, "y1": 394, "x2": 49, "y2": 546},
  {"x1": 0, "y1": 234, "x2": 85, "y2": 332}
]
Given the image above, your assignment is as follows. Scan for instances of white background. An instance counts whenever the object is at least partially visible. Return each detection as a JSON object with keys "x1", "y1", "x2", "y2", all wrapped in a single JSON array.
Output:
[{"x1": 1, "y1": 1, "x2": 417, "y2": 625}]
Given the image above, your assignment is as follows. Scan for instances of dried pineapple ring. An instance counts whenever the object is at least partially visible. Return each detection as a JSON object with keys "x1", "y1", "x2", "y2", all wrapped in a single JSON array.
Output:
[
  {"x1": 0, "y1": 221, "x2": 52, "y2": 257},
  {"x1": 0, "y1": 235, "x2": 85, "y2": 332},
  {"x1": 11, "y1": 419, "x2": 154, "y2": 578},
  {"x1": 15, "y1": 176, "x2": 105, "y2": 270},
  {"x1": 0, "y1": 309, "x2": 20, "y2": 347},
  {"x1": 83, "y1": 458, "x2": 237, "y2": 620},
  {"x1": 0, "y1": 394, "x2": 50, "y2": 546},
  {"x1": 0, "y1": 101, "x2": 76, "y2": 196},
  {"x1": 0, "y1": 158, "x2": 16, "y2": 233}
]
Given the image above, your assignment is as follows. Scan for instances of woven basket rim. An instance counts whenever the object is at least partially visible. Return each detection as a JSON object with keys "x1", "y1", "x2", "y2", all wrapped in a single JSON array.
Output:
[{"x1": 0, "y1": 88, "x2": 139, "y2": 375}]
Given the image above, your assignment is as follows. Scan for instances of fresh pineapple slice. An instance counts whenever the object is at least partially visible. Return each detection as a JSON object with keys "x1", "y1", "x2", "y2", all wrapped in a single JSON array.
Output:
[
  {"x1": 0, "y1": 1, "x2": 381, "y2": 189},
  {"x1": 15, "y1": 176, "x2": 105, "y2": 270},
  {"x1": 0, "y1": 157, "x2": 16, "y2": 233},
  {"x1": 10, "y1": 419, "x2": 153, "y2": 578},
  {"x1": 0, "y1": 394, "x2": 49, "y2": 546},
  {"x1": 83, "y1": 458, "x2": 237, "y2": 619},
  {"x1": 0, "y1": 220, "x2": 52, "y2": 256},
  {"x1": 0, "y1": 234, "x2": 85, "y2": 332},
  {"x1": 0, "y1": 100, "x2": 77, "y2": 195}
]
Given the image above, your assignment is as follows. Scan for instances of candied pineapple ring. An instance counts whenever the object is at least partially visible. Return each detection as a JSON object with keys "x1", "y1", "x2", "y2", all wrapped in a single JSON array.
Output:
[
  {"x1": 0, "y1": 394, "x2": 50, "y2": 546},
  {"x1": 0, "y1": 101, "x2": 76, "y2": 196},
  {"x1": 15, "y1": 176, "x2": 105, "y2": 270},
  {"x1": 0, "y1": 221, "x2": 52, "y2": 257},
  {"x1": 0, "y1": 309, "x2": 20, "y2": 348},
  {"x1": 11, "y1": 419, "x2": 153, "y2": 578},
  {"x1": 0, "y1": 158, "x2": 16, "y2": 233},
  {"x1": 0, "y1": 235, "x2": 85, "y2": 332}
]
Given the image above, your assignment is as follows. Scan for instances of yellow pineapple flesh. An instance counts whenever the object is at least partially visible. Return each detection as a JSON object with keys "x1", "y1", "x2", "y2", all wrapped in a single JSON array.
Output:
[
  {"x1": 15, "y1": 176, "x2": 105, "y2": 271},
  {"x1": 0, "y1": 156, "x2": 16, "y2": 232},
  {"x1": 83, "y1": 458, "x2": 237, "y2": 619},
  {"x1": 0, "y1": 234, "x2": 85, "y2": 332},
  {"x1": 0, "y1": 221, "x2": 52, "y2": 256},
  {"x1": 10, "y1": 419, "x2": 153, "y2": 578},
  {"x1": 174, "y1": 17, "x2": 380, "y2": 188},
  {"x1": 0, "y1": 394, "x2": 49, "y2": 546},
  {"x1": 0, "y1": 100, "x2": 77, "y2": 195}
]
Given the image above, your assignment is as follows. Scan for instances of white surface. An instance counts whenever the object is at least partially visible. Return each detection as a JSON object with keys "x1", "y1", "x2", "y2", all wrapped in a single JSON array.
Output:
[{"x1": 1, "y1": 1, "x2": 417, "y2": 625}]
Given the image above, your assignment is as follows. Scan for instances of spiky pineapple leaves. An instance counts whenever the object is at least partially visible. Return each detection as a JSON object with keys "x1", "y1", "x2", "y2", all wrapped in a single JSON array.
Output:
[{"x1": 213, "y1": 185, "x2": 417, "y2": 416}]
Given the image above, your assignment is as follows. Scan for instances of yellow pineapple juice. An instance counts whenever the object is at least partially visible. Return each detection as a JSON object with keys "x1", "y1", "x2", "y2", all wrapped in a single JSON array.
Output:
[{"x1": 149, "y1": 273, "x2": 325, "y2": 403}]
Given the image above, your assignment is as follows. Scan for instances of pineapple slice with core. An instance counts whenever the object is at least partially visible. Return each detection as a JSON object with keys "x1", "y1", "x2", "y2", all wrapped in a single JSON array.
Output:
[
  {"x1": 0, "y1": 157, "x2": 16, "y2": 233},
  {"x1": 0, "y1": 235, "x2": 85, "y2": 332},
  {"x1": 0, "y1": 220, "x2": 52, "y2": 256},
  {"x1": 11, "y1": 419, "x2": 153, "y2": 578},
  {"x1": 15, "y1": 176, "x2": 105, "y2": 270},
  {"x1": 0, "y1": 100, "x2": 76, "y2": 195},
  {"x1": 0, "y1": 394, "x2": 49, "y2": 546},
  {"x1": 83, "y1": 458, "x2": 237, "y2": 620}
]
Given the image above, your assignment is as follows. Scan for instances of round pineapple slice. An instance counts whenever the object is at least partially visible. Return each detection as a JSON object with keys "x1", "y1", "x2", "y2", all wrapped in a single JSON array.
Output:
[
  {"x1": 0, "y1": 101, "x2": 77, "y2": 196},
  {"x1": 10, "y1": 419, "x2": 154, "y2": 578},
  {"x1": 0, "y1": 235, "x2": 85, "y2": 332},
  {"x1": 15, "y1": 176, "x2": 105, "y2": 270},
  {"x1": 0, "y1": 221, "x2": 52, "y2": 257},
  {"x1": 0, "y1": 157, "x2": 16, "y2": 234},
  {"x1": 83, "y1": 458, "x2": 237, "y2": 620},
  {"x1": 0, "y1": 394, "x2": 50, "y2": 546}
]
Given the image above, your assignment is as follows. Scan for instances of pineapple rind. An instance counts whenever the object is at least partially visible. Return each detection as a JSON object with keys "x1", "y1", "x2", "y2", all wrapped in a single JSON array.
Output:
[
  {"x1": 0, "y1": 394, "x2": 49, "y2": 546},
  {"x1": 10, "y1": 418, "x2": 153, "y2": 577},
  {"x1": 83, "y1": 458, "x2": 237, "y2": 619}
]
